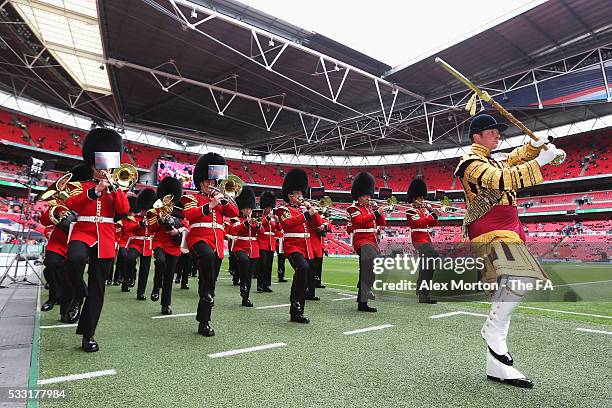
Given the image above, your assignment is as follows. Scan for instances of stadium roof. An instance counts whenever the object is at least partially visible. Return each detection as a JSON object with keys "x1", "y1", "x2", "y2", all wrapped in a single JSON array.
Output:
[{"x1": 0, "y1": 0, "x2": 612, "y2": 161}]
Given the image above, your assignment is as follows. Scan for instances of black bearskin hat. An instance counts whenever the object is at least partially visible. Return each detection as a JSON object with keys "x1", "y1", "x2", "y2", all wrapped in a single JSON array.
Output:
[
  {"x1": 137, "y1": 188, "x2": 157, "y2": 211},
  {"x1": 193, "y1": 152, "x2": 226, "y2": 188},
  {"x1": 259, "y1": 190, "x2": 276, "y2": 209},
  {"x1": 69, "y1": 163, "x2": 93, "y2": 182},
  {"x1": 406, "y1": 178, "x2": 428, "y2": 203},
  {"x1": 157, "y1": 176, "x2": 183, "y2": 202},
  {"x1": 128, "y1": 195, "x2": 138, "y2": 213},
  {"x1": 351, "y1": 172, "x2": 375, "y2": 200},
  {"x1": 282, "y1": 168, "x2": 308, "y2": 202},
  {"x1": 81, "y1": 128, "x2": 123, "y2": 166},
  {"x1": 235, "y1": 186, "x2": 256, "y2": 210}
]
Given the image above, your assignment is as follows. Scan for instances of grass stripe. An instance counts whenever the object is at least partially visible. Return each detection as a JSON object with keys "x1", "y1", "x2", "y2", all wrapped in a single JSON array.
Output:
[
  {"x1": 38, "y1": 369, "x2": 117, "y2": 385},
  {"x1": 343, "y1": 324, "x2": 394, "y2": 335},
  {"x1": 576, "y1": 328, "x2": 612, "y2": 335},
  {"x1": 208, "y1": 343, "x2": 287, "y2": 358}
]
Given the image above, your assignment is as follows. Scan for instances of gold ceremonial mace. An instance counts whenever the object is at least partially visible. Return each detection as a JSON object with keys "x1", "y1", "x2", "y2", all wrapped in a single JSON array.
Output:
[{"x1": 435, "y1": 57, "x2": 566, "y2": 165}]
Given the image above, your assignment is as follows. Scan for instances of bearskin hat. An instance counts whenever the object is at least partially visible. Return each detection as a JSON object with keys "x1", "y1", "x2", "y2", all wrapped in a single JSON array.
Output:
[
  {"x1": 157, "y1": 176, "x2": 183, "y2": 202},
  {"x1": 136, "y1": 188, "x2": 157, "y2": 211},
  {"x1": 128, "y1": 195, "x2": 138, "y2": 213},
  {"x1": 350, "y1": 172, "x2": 375, "y2": 200},
  {"x1": 69, "y1": 163, "x2": 93, "y2": 182},
  {"x1": 282, "y1": 168, "x2": 308, "y2": 202},
  {"x1": 259, "y1": 190, "x2": 276, "y2": 209},
  {"x1": 81, "y1": 128, "x2": 123, "y2": 166},
  {"x1": 406, "y1": 178, "x2": 428, "y2": 203},
  {"x1": 235, "y1": 186, "x2": 256, "y2": 210},
  {"x1": 193, "y1": 152, "x2": 226, "y2": 188}
]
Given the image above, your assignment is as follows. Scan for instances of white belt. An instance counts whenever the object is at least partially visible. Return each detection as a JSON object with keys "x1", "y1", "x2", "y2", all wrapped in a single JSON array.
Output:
[
  {"x1": 77, "y1": 216, "x2": 114, "y2": 224},
  {"x1": 412, "y1": 228, "x2": 429, "y2": 232},
  {"x1": 132, "y1": 236, "x2": 152, "y2": 241},
  {"x1": 284, "y1": 233, "x2": 310, "y2": 238},
  {"x1": 191, "y1": 222, "x2": 224, "y2": 229},
  {"x1": 226, "y1": 234, "x2": 235, "y2": 240},
  {"x1": 263, "y1": 232, "x2": 275, "y2": 235},
  {"x1": 353, "y1": 228, "x2": 377, "y2": 233},
  {"x1": 234, "y1": 236, "x2": 256, "y2": 241}
]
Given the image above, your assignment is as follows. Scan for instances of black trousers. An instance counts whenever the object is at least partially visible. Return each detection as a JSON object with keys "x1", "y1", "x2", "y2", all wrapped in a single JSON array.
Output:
[
  {"x1": 307, "y1": 257, "x2": 322, "y2": 297},
  {"x1": 192, "y1": 241, "x2": 222, "y2": 323},
  {"x1": 257, "y1": 249, "x2": 273, "y2": 288},
  {"x1": 287, "y1": 252, "x2": 310, "y2": 315},
  {"x1": 43, "y1": 250, "x2": 67, "y2": 314},
  {"x1": 357, "y1": 244, "x2": 378, "y2": 303},
  {"x1": 234, "y1": 251, "x2": 257, "y2": 299},
  {"x1": 228, "y1": 250, "x2": 236, "y2": 275},
  {"x1": 113, "y1": 247, "x2": 127, "y2": 283},
  {"x1": 125, "y1": 248, "x2": 151, "y2": 296},
  {"x1": 415, "y1": 242, "x2": 438, "y2": 297},
  {"x1": 66, "y1": 241, "x2": 112, "y2": 337},
  {"x1": 152, "y1": 248, "x2": 179, "y2": 307},
  {"x1": 175, "y1": 252, "x2": 191, "y2": 285},
  {"x1": 277, "y1": 251, "x2": 286, "y2": 278}
]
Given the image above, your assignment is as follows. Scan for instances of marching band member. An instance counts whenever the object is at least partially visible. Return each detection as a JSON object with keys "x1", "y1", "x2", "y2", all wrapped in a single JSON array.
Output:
[
  {"x1": 63, "y1": 128, "x2": 130, "y2": 352},
  {"x1": 124, "y1": 188, "x2": 156, "y2": 300},
  {"x1": 306, "y1": 215, "x2": 328, "y2": 300},
  {"x1": 405, "y1": 178, "x2": 439, "y2": 304},
  {"x1": 347, "y1": 172, "x2": 388, "y2": 312},
  {"x1": 149, "y1": 177, "x2": 187, "y2": 315},
  {"x1": 275, "y1": 168, "x2": 322, "y2": 323},
  {"x1": 180, "y1": 153, "x2": 239, "y2": 337},
  {"x1": 454, "y1": 113, "x2": 559, "y2": 388},
  {"x1": 229, "y1": 187, "x2": 262, "y2": 307},
  {"x1": 112, "y1": 195, "x2": 137, "y2": 287},
  {"x1": 256, "y1": 190, "x2": 279, "y2": 293},
  {"x1": 226, "y1": 217, "x2": 240, "y2": 286},
  {"x1": 276, "y1": 227, "x2": 287, "y2": 282}
]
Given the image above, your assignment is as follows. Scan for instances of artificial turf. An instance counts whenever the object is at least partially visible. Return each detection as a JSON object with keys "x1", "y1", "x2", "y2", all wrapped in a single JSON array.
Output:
[{"x1": 36, "y1": 256, "x2": 611, "y2": 407}]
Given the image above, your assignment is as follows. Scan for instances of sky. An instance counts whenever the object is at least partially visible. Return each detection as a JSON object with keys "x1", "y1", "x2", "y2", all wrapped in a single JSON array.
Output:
[{"x1": 238, "y1": 0, "x2": 548, "y2": 68}]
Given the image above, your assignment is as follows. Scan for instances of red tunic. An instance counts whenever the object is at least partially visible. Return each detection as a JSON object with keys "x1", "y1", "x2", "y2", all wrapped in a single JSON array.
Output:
[
  {"x1": 275, "y1": 204, "x2": 322, "y2": 259},
  {"x1": 230, "y1": 216, "x2": 263, "y2": 258},
  {"x1": 346, "y1": 203, "x2": 386, "y2": 252},
  {"x1": 40, "y1": 210, "x2": 68, "y2": 258},
  {"x1": 125, "y1": 213, "x2": 157, "y2": 256},
  {"x1": 257, "y1": 215, "x2": 280, "y2": 252},
  {"x1": 64, "y1": 180, "x2": 130, "y2": 258},
  {"x1": 152, "y1": 215, "x2": 189, "y2": 257},
  {"x1": 406, "y1": 207, "x2": 438, "y2": 243},
  {"x1": 180, "y1": 193, "x2": 239, "y2": 258}
]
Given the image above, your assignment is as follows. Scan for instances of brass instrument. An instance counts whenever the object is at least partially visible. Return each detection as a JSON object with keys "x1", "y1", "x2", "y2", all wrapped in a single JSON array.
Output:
[
  {"x1": 111, "y1": 163, "x2": 138, "y2": 191},
  {"x1": 423, "y1": 198, "x2": 466, "y2": 215},
  {"x1": 37, "y1": 173, "x2": 73, "y2": 226},
  {"x1": 212, "y1": 174, "x2": 243, "y2": 205},
  {"x1": 152, "y1": 194, "x2": 175, "y2": 219},
  {"x1": 301, "y1": 196, "x2": 348, "y2": 219}
]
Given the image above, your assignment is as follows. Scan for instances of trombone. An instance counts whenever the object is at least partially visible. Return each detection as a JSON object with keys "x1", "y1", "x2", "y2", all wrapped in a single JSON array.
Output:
[
  {"x1": 423, "y1": 199, "x2": 466, "y2": 216},
  {"x1": 301, "y1": 196, "x2": 348, "y2": 219}
]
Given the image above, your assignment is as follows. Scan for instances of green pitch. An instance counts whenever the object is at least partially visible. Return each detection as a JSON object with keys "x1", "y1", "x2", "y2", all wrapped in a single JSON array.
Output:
[{"x1": 35, "y1": 257, "x2": 611, "y2": 407}]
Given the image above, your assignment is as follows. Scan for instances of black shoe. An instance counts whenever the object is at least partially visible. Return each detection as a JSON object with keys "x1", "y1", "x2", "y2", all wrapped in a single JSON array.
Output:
[
  {"x1": 151, "y1": 292, "x2": 160, "y2": 302},
  {"x1": 242, "y1": 298, "x2": 253, "y2": 307},
  {"x1": 136, "y1": 294, "x2": 146, "y2": 301},
  {"x1": 64, "y1": 303, "x2": 81, "y2": 323},
  {"x1": 316, "y1": 284, "x2": 326, "y2": 289},
  {"x1": 106, "y1": 280, "x2": 113, "y2": 286},
  {"x1": 306, "y1": 296, "x2": 320, "y2": 301},
  {"x1": 41, "y1": 300, "x2": 55, "y2": 312},
  {"x1": 487, "y1": 375, "x2": 534, "y2": 388},
  {"x1": 129, "y1": 279, "x2": 135, "y2": 287},
  {"x1": 256, "y1": 286, "x2": 263, "y2": 293},
  {"x1": 262, "y1": 287, "x2": 273, "y2": 293},
  {"x1": 82, "y1": 336, "x2": 99, "y2": 353},
  {"x1": 161, "y1": 306, "x2": 172, "y2": 315},
  {"x1": 174, "y1": 278, "x2": 180, "y2": 284},
  {"x1": 418, "y1": 294, "x2": 437, "y2": 304},
  {"x1": 290, "y1": 314, "x2": 310, "y2": 323},
  {"x1": 278, "y1": 277, "x2": 288, "y2": 283},
  {"x1": 358, "y1": 303, "x2": 377, "y2": 312},
  {"x1": 121, "y1": 287, "x2": 130, "y2": 292},
  {"x1": 181, "y1": 284, "x2": 189, "y2": 290},
  {"x1": 113, "y1": 281, "x2": 120, "y2": 286},
  {"x1": 232, "y1": 281, "x2": 240, "y2": 286},
  {"x1": 198, "y1": 322, "x2": 215, "y2": 337},
  {"x1": 191, "y1": 273, "x2": 197, "y2": 277},
  {"x1": 366, "y1": 290, "x2": 376, "y2": 300}
]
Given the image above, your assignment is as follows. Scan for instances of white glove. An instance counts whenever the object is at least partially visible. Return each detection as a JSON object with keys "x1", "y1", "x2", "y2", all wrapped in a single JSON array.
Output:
[
  {"x1": 530, "y1": 137, "x2": 547, "y2": 148},
  {"x1": 535, "y1": 144, "x2": 558, "y2": 167}
]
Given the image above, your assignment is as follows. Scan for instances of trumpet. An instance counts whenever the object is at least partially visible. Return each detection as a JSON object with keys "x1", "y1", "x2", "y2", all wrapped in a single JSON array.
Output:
[
  {"x1": 212, "y1": 174, "x2": 243, "y2": 205},
  {"x1": 100, "y1": 163, "x2": 138, "y2": 192}
]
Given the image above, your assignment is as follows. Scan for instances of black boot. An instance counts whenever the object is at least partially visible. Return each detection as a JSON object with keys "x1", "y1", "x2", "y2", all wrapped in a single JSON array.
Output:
[
  {"x1": 358, "y1": 302, "x2": 377, "y2": 312},
  {"x1": 41, "y1": 299, "x2": 55, "y2": 312},
  {"x1": 278, "y1": 275, "x2": 288, "y2": 283},
  {"x1": 242, "y1": 298, "x2": 253, "y2": 307},
  {"x1": 306, "y1": 295, "x2": 320, "y2": 301},
  {"x1": 174, "y1": 278, "x2": 180, "y2": 284},
  {"x1": 262, "y1": 286, "x2": 273, "y2": 293},
  {"x1": 121, "y1": 287, "x2": 130, "y2": 292},
  {"x1": 106, "y1": 280, "x2": 113, "y2": 286},
  {"x1": 290, "y1": 302, "x2": 310, "y2": 323},
  {"x1": 161, "y1": 306, "x2": 172, "y2": 315},
  {"x1": 418, "y1": 293, "x2": 437, "y2": 304},
  {"x1": 198, "y1": 322, "x2": 215, "y2": 337},
  {"x1": 63, "y1": 302, "x2": 81, "y2": 323},
  {"x1": 150, "y1": 292, "x2": 160, "y2": 302},
  {"x1": 82, "y1": 336, "x2": 99, "y2": 352},
  {"x1": 136, "y1": 294, "x2": 146, "y2": 300}
]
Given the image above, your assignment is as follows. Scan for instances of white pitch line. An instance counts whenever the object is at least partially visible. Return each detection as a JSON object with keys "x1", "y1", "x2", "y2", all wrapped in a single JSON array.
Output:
[
  {"x1": 336, "y1": 292, "x2": 357, "y2": 297},
  {"x1": 208, "y1": 342, "x2": 287, "y2": 358},
  {"x1": 38, "y1": 369, "x2": 117, "y2": 385},
  {"x1": 430, "y1": 311, "x2": 487, "y2": 319},
  {"x1": 476, "y1": 302, "x2": 612, "y2": 319},
  {"x1": 343, "y1": 324, "x2": 394, "y2": 335},
  {"x1": 255, "y1": 304, "x2": 291, "y2": 310},
  {"x1": 554, "y1": 279, "x2": 612, "y2": 288},
  {"x1": 331, "y1": 296, "x2": 358, "y2": 301},
  {"x1": 151, "y1": 312, "x2": 196, "y2": 319},
  {"x1": 322, "y1": 282, "x2": 354, "y2": 288},
  {"x1": 40, "y1": 323, "x2": 77, "y2": 329},
  {"x1": 576, "y1": 328, "x2": 612, "y2": 335}
]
